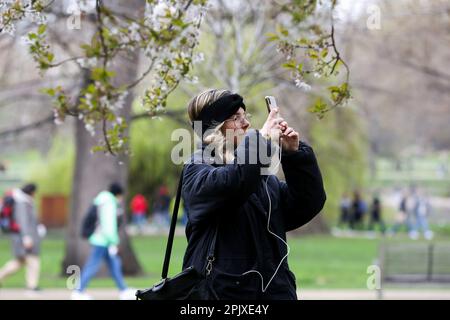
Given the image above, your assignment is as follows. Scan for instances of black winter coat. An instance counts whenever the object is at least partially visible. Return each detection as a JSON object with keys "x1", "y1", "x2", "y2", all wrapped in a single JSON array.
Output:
[{"x1": 181, "y1": 129, "x2": 326, "y2": 300}]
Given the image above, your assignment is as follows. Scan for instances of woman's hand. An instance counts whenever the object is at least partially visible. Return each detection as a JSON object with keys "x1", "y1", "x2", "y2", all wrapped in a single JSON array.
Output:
[
  {"x1": 260, "y1": 108, "x2": 300, "y2": 152},
  {"x1": 280, "y1": 124, "x2": 300, "y2": 153},
  {"x1": 260, "y1": 108, "x2": 283, "y2": 140}
]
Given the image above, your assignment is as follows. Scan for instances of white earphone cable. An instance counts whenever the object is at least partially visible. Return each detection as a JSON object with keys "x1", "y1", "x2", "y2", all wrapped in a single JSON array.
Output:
[{"x1": 241, "y1": 141, "x2": 290, "y2": 293}]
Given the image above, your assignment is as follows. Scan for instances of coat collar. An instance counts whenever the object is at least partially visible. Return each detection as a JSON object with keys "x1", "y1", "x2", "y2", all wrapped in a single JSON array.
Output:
[
  {"x1": 187, "y1": 142, "x2": 236, "y2": 166},
  {"x1": 187, "y1": 143, "x2": 271, "y2": 220}
]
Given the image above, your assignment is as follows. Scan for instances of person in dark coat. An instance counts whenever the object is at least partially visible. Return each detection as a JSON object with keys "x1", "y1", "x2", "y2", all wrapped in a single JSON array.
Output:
[
  {"x1": 368, "y1": 196, "x2": 386, "y2": 233},
  {"x1": 181, "y1": 89, "x2": 326, "y2": 300},
  {"x1": 349, "y1": 190, "x2": 366, "y2": 230},
  {"x1": 338, "y1": 192, "x2": 351, "y2": 228}
]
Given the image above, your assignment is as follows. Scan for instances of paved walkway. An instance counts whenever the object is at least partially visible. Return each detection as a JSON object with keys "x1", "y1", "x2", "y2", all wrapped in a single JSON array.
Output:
[
  {"x1": 1, "y1": 289, "x2": 450, "y2": 300},
  {"x1": 297, "y1": 289, "x2": 450, "y2": 300}
]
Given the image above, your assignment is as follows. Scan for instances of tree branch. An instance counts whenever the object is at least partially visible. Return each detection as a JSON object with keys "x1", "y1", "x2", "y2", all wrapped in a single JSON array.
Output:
[
  {"x1": 402, "y1": 59, "x2": 450, "y2": 82},
  {"x1": 0, "y1": 114, "x2": 53, "y2": 139},
  {"x1": 0, "y1": 93, "x2": 50, "y2": 109},
  {"x1": 96, "y1": 0, "x2": 108, "y2": 69},
  {"x1": 329, "y1": 21, "x2": 350, "y2": 83},
  {"x1": 101, "y1": 109, "x2": 116, "y2": 155},
  {"x1": 0, "y1": 109, "x2": 188, "y2": 140},
  {"x1": 328, "y1": 4, "x2": 351, "y2": 85},
  {"x1": 49, "y1": 56, "x2": 84, "y2": 68},
  {"x1": 125, "y1": 59, "x2": 155, "y2": 90},
  {"x1": 131, "y1": 109, "x2": 187, "y2": 127}
]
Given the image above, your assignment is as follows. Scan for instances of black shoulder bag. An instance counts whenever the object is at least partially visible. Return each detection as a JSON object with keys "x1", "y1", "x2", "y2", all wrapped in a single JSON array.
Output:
[{"x1": 135, "y1": 168, "x2": 217, "y2": 300}]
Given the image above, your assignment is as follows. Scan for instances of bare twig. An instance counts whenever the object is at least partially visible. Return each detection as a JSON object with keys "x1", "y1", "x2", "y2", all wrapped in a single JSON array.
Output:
[
  {"x1": 402, "y1": 59, "x2": 450, "y2": 82},
  {"x1": 125, "y1": 59, "x2": 155, "y2": 90},
  {"x1": 0, "y1": 93, "x2": 50, "y2": 109},
  {"x1": 49, "y1": 56, "x2": 84, "y2": 68},
  {"x1": 101, "y1": 110, "x2": 116, "y2": 156},
  {"x1": 0, "y1": 114, "x2": 53, "y2": 139},
  {"x1": 329, "y1": 21, "x2": 350, "y2": 83},
  {"x1": 0, "y1": 108, "x2": 187, "y2": 140},
  {"x1": 183, "y1": 0, "x2": 194, "y2": 11},
  {"x1": 96, "y1": 0, "x2": 108, "y2": 69},
  {"x1": 132, "y1": 109, "x2": 187, "y2": 126},
  {"x1": 42, "y1": 0, "x2": 56, "y2": 10}
]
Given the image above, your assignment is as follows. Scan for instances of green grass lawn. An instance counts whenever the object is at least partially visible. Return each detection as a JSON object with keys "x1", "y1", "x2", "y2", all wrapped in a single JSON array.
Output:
[{"x1": 0, "y1": 233, "x2": 446, "y2": 290}]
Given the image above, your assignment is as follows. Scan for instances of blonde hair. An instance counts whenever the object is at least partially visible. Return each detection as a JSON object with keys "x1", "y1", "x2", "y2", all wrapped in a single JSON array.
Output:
[{"x1": 188, "y1": 89, "x2": 235, "y2": 163}]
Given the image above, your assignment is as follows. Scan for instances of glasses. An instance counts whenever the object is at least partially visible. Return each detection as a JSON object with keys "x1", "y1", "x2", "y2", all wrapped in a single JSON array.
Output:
[{"x1": 224, "y1": 112, "x2": 252, "y2": 127}]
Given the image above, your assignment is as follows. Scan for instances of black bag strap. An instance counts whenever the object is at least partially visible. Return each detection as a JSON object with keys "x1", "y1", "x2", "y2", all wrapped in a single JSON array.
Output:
[
  {"x1": 161, "y1": 168, "x2": 184, "y2": 279},
  {"x1": 205, "y1": 222, "x2": 218, "y2": 276},
  {"x1": 161, "y1": 166, "x2": 218, "y2": 279}
]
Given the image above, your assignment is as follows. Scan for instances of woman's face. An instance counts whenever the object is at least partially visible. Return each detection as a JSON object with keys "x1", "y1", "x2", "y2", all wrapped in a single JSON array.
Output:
[{"x1": 220, "y1": 107, "x2": 251, "y2": 146}]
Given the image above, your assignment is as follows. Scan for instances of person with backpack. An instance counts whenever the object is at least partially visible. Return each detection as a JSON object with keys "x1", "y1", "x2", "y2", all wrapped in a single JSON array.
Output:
[
  {"x1": 0, "y1": 183, "x2": 42, "y2": 293},
  {"x1": 71, "y1": 183, "x2": 135, "y2": 300}
]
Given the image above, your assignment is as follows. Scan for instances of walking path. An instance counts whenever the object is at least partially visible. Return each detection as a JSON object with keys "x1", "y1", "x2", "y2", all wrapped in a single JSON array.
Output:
[{"x1": 1, "y1": 288, "x2": 450, "y2": 300}]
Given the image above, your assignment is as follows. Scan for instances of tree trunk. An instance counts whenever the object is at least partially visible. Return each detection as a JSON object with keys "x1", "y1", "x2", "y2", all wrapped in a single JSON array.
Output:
[
  {"x1": 62, "y1": 0, "x2": 144, "y2": 276},
  {"x1": 62, "y1": 86, "x2": 143, "y2": 276},
  {"x1": 290, "y1": 215, "x2": 329, "y2": 236},
  {"x1": 285, "y1": 106, "x2": 330, "y2": 236}
]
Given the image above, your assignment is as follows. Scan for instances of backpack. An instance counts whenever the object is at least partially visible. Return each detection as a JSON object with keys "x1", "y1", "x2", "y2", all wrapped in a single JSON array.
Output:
[
  {"x1": 80, "y1": 204, "x2": 98, "y2": 239},
  {"x1": 0, "y1": 195, "x2": 20, "y2": 233}
]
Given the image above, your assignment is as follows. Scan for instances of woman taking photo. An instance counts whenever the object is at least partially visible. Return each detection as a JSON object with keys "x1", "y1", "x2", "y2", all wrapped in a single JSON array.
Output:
[{"x1": 181, "y1": 89, "x2": 326, "y2": 300}]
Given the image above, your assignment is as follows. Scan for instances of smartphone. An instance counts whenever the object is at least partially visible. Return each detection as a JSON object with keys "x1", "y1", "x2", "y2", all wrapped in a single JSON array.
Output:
[{"x1": 265, "y1": 96, "x2": 278, "y2": 113}]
